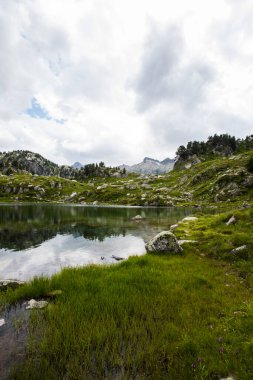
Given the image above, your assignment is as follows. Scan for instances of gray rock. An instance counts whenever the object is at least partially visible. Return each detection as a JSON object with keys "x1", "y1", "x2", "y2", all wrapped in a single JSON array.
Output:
[
  {"x1": 170, "y1": 224, "x2": 178, "y2": 230},
  {"x1": 178, "y1": 240, "x2": 197, "y2": 246},
  {"x1": 0, "y1": 318, "x2": 6, "y2": 327},
  {"x1": 242, "y1": 202, "x2": 251, "y2": 209},
  {"x1": 145, "y1": 231, "x2": 182, "y2": 253},
  {"x1": 181, "y1": 216, "x2": 198, "y2": 222},
  {"x1": 26, "y1": 299, "x2": 48, "y2": 310},
  {"x1": 132, "y1": 215, "x2": 144, "y2": 220},
  {"x1": 231, "y1": 245, "x2": 247, "y2": 254},
  {"x1": 226, "y1": 215, "x2": 236, "y2": 226}
]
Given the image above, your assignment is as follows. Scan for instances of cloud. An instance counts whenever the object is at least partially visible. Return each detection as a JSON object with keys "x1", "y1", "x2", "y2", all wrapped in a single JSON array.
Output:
[
  {"x1": 1, "y1": 0, "x2": 253, "y2": 166},
  {"x1": 134, "y1": 25, "x2": 215, "y2": 112}
]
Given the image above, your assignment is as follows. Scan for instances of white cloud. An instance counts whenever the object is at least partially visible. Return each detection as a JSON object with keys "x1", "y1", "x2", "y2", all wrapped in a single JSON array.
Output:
[{"x1": 0, "y1": 0, "x2": 253, "y2": 165}]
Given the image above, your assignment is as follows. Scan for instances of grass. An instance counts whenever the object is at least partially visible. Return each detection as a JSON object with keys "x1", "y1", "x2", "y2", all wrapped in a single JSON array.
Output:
[
  {"x1": 1, "y1": 209, "x2": 252, "y2": 379},
  {"x1": 0, "y1": 150, "x2": 253, "y2": 207}
]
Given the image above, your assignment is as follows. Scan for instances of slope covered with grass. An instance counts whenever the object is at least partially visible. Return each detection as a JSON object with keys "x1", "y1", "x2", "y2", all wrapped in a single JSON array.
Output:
[{"x1": 1, "y1": 150, "x2": 253, "y2": 207}]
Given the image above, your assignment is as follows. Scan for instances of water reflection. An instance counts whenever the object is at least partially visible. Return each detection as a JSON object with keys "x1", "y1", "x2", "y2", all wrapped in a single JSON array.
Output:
[{"x1": 0, "y1": 204, "x2": 192, "y2": 280}]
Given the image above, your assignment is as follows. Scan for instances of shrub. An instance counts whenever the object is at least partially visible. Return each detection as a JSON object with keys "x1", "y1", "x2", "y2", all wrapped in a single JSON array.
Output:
[{"x1": 247, "y1": 156, "x2": 253, "y2": 173}]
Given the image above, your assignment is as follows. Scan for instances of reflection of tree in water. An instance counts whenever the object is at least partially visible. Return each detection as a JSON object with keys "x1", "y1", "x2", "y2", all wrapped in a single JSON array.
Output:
[
  {"x1": 0, "y1": 223, "x2": 128, "y2": 251},
  {"x1": 0, "y1": 204, "x2": 191, "y2": 251}
]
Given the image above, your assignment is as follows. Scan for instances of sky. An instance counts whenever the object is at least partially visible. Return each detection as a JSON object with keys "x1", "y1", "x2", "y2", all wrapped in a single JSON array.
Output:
[{"x1": 1, "y1": 0, "x2": 253, "y2": 166}]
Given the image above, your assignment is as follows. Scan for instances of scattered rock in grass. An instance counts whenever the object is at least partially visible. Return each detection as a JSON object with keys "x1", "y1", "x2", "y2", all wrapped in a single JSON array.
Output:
[
  {"x1": 181, "y1": 216, "x2": 198, "y2": 222},
  {"x1": 25, "y1": 299, "x2": 48, "y2": 310},
  {"x1": 112, "y1": 255, "x2": 124, "y2": 261},
  {"x1": 132, "y1": 215, "x2": 144, "y2": 220},
  {"x1": 0, "y1": 318, "x2": 6, "y2": 327},
  {"x1": 170, "y1": 223, "x2": 178, "y2": 230},
  {"x1": 242, "y1": 202, "x2": 251, "y2": 209},
  {"x1": 69, "y1": 192, "x2": 77, "y2": 198},
  {"x1": 226, "y1": 215, "x2": 236, "y2": 226},
  {"x1": 178, "y1": 240, "x2": 197, "y2": 246},
  {"x1": 231, "y1": 245, "x2": 247, "y2": 254},
  {"x1": 0, "y1": 280, "x2": 25, "y2": 291},
  {"x1": 145, "y1": 231, "x2": 182, "y2": 253}
]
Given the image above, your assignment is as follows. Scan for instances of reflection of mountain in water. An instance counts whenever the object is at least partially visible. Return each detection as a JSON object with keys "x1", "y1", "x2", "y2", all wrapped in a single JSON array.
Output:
[{"x1": 0, "y1": 204, "x2": 192, "y2": 251}]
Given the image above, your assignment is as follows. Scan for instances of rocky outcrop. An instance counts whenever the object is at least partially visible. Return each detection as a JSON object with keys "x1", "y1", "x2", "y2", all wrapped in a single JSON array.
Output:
[
  {"x1": 120, "y1": 157, "x2": 174, "y2": 175},
  {"x1": 145, "y1": 231, "x2": 182, "y2": 253}
]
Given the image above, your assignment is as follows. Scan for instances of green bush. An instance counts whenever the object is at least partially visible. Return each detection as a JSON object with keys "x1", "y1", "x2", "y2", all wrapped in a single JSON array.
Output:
[{"x1": 247, "y1": 156, "x2": 253, "y2": 173}]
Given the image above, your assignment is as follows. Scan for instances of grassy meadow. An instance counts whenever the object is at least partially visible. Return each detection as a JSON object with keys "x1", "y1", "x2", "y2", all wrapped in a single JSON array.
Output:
[{"x1": 1, "y1": 208, "x2": 253, "y2": 379}]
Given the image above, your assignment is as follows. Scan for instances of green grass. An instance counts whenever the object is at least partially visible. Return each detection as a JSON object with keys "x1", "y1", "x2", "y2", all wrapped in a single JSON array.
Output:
[
  {"x1": 1, "y1": 208, "x2": 253, "y2": 379},
  {"x1": 0, "y1": 150, "x2": 253, "y2": 207}
]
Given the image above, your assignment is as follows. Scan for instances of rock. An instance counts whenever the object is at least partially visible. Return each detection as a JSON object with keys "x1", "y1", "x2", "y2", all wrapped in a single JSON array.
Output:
[
  {"x1": 170, "y1": 224, "x2": 178, "y2": 230},
  {"x1": 93, "y1": 201, "x2": 98, "y2": 205},
  {"x1": 145, "y1": 231, "x2": 182, "y2": 253},
  {"x1": 178, "y1": 240, "x2": 197, "y2": 246},
  {"x1": 226, "y1": 215, "x2": 236, "y2": 226},
  {"x1": 0, "y1": 279, "x2": 25, "y2": 291},
  {"x1": 112, "y1": 255, "x2": 124, "y2": 261},
  {"x1": 231, "y1": 245, "x2": 247, "y2": 254},
  {"x1": 242, "y1": 202, "x2": 251, "y2": 209},
  {"x1": 132, "y1": 215, "x2": 144, "y2": 220},
  {"x1": 220, "y1": 377, "x2": 235, "y2": 380},
  {"x1": 26, "y1": 299, "x2": 48, "y2": 310},
  {"x1": 70, "y1": 192, "x2": 77, "y2": 198},
  {"x1": 0, "y1": 318, "x2": 6, "y2": 327},
  {"x1": 181, "y1": 216, "x2": 198, "y2": 222}
]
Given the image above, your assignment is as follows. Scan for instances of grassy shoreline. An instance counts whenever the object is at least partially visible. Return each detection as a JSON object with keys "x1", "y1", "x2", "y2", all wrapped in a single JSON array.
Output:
[{"x1": 1, "y1": 208, "x2": 253, "y2": 379}]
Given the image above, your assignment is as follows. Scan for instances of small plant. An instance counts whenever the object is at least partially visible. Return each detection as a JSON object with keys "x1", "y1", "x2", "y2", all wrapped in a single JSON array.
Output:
[{"x1": 246, "y1": 156, "x2": 253, "y2": 173}]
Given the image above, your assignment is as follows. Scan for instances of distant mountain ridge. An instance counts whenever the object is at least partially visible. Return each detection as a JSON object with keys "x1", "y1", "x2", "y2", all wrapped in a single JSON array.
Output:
[{"x1": 120, "y1": 157, "x2": 174, "y2": 175}]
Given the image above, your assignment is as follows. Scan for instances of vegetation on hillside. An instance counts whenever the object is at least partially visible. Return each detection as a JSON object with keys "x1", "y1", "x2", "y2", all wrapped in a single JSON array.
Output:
[
  {"x1": 176, "y1": 133, "x2": 253, "y2": 162},
  {"x1": 0, "y1": 150, "x2": 123, "y2": 179}
]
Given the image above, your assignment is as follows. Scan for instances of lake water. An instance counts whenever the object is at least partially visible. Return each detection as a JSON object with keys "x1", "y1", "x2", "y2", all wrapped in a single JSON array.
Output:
[{"x1": 0, "y1": 204, "x2": 194, "y2": 280}]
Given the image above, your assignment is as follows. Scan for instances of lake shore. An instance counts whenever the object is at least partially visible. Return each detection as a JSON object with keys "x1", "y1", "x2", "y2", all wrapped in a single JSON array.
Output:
[{"x1": 1, "y1": 208, "x2": 252, "y2": 379}]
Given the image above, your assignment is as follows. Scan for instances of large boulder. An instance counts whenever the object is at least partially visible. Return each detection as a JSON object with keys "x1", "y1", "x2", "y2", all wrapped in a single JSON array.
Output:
[{"x1": 145, "y1": 231, "x2": 182, "y2": 253}]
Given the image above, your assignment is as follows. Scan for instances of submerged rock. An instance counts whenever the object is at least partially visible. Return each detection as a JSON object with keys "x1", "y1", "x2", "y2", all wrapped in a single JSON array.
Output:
[
  {"x1": 132, "y1": 215, "x2": 144, "y2": 220},
  {"x1": 112, "y1": 255, "x2": 124, "y2": 261},
  {"x1": 145, "y1": 231, "x2": 182, "y2": 253},
  {"x1": 25, "y1": 299, "x2": 48, "y2": 310}
]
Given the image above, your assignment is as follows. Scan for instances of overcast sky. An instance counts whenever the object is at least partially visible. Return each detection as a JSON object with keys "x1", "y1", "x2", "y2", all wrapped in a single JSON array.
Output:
[{"x1": 1, "y1": 0, "x2": 253, "y2": 166}]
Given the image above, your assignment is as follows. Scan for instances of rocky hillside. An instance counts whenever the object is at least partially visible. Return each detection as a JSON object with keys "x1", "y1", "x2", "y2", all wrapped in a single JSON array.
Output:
[
  {"x1": 0, "y1": 150, "x2": 252, "y2": 207},
  {"x1": 120, "y1": 157, "x2": 174, "y2": 175},
  {"x1": 0, "y1": 150, "x2": 123, "y2": 180}
]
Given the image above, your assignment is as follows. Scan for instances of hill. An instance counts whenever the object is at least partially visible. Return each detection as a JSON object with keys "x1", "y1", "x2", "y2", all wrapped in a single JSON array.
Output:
[
  {"x1": 0, "y1": 150, "x2": 252, "y2": 207},
  {"x1": 0, "y1": 150, "x2": 123, "y2": 180}
]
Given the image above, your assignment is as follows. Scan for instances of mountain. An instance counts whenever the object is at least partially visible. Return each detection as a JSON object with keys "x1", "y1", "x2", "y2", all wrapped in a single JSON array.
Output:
[
  {"x1": 72, "y1": 162, "x2": 83, "y2": 169},
  {"x1": 120, "y1": 157, "x2": 174, "y2": 175},
  {"x1": 0, "y1": 150, "x2": 122, "y2": 179}
]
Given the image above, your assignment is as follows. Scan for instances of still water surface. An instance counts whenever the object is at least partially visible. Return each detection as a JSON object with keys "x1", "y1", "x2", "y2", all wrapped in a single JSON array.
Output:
[{"x1": 0, "y1": 204, "x2": 193, "y2": 280}]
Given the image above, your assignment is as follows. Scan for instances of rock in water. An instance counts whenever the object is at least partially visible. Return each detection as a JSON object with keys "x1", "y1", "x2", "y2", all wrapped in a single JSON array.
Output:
[
  {"x1": 0, "y1": 318, "x2": 6, "y2": 327},
  {"x1": 145, "y1": 231, "x2": 182, "y2": 253},
  {"x1": 132, "y1": 215, "x2": 144, "y2": 220}
]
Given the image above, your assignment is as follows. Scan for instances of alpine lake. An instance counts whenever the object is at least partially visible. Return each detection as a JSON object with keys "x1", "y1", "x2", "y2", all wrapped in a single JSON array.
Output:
[{"x1": 0, "y1": 203, "x2": 194, "y2": 281}]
